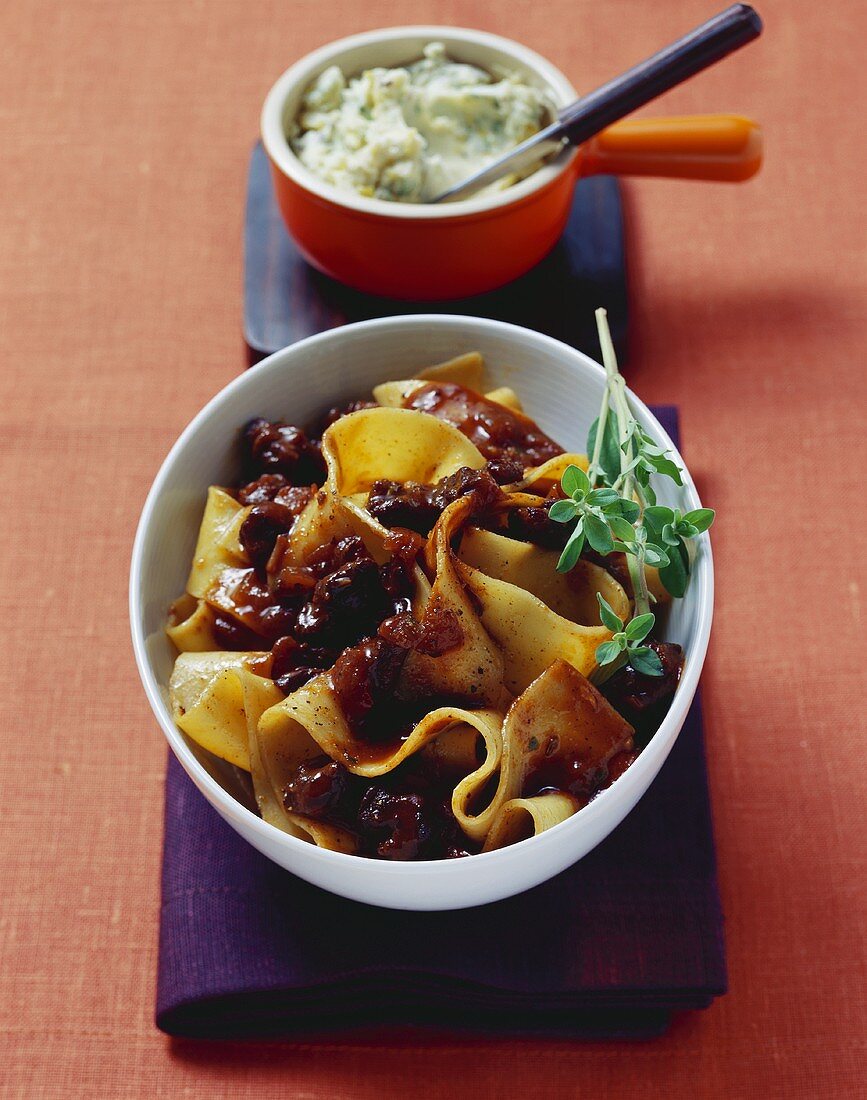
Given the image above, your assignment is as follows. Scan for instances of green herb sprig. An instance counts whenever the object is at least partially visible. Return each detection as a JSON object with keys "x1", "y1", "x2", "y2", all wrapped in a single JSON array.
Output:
[
  {"x1": 595, "y1": 593, "x2": 660, "y2": 676},
  {"x1": 549, "y1": 308, "x2": 715, "y2": 679},
  {"x1": 548, "y1": 464, "x2": 639, "y2": 572}
]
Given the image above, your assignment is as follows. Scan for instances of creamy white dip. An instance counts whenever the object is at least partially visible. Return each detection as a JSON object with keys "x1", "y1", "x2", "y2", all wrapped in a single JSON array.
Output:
[{"x1": 289, "y1": 42, "x2": 552, "y2": 203}]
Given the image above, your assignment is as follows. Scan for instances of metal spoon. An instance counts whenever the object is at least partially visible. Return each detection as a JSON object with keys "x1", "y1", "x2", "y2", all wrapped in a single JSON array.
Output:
[{"x1": 430, "y1": 3, "x2": 763, "y2": 204}]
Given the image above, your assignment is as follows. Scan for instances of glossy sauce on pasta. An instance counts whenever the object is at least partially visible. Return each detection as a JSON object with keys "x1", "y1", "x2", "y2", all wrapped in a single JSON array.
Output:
[{"x1": 402, "y1": 381, "x2": 564, "y2": 465}]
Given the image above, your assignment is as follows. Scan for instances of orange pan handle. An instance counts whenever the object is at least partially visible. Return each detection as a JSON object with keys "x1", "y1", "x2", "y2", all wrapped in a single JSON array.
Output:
[{"x1": 581, "y1": 114, "x2": 762, "y2": 182}]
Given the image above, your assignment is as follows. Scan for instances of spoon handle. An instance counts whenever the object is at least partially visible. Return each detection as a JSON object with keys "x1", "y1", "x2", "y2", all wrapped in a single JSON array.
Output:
[{"x1": 558, "y1": 4, "x2": 763, "y2": 146}]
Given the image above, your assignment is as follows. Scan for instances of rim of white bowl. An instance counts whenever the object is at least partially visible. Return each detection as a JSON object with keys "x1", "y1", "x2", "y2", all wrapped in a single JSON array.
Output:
[
  {"x1": 130, "y1": 315, "x2": 714, "y2": 878},
  {"x1": 260, "y1": 25, "x2": 580, "y2": 220}
]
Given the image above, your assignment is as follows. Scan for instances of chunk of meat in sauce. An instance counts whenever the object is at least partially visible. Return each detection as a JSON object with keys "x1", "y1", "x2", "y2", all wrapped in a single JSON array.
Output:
[
  {"x1": 209, "y1": 536, "x2": 415, "y2": 683},
  {"x1": 270, "y1": 635, "x2": 333, "y2": 694},
  {"x1": 293, "y1": 538, "x2": 413, "y2": 649},
  {"x1": 524, "y1": 737, "x2": 640, "y2": 802},
  {"x1": 211, "y1": 612, "x2": 265, "y2": 652},
  {"x1": 209, "y1": 567, "x2": 297, "y2": 642},
  {"x1": 329, "y1": 637, "x2": 409, "y2": 730},
  {"x1": 283, "y1": 757, "x2": 351, "y2": 818},
  {"x1": 327, "y1": 606, "x2": 464, "y2": 741},
  {"x1": 236, "y1": 473, "x2": 289, "y2": 505},
  {"x1": 379, "y1": 608, "x2": 463, "y2": 657},
  {"x1": 290, "y1": 537, "x2": 413, "y2": 649},
  {"x1": 501, "y1": 504, "x2": 570, "y2": 550},
  {"x1": 527, "y1": 746, "x2": 638, "y2": 802},
  {"x1": 237, "y1": 477, "x2": 318, "y2": 512},
  {"x1": 358, "y1": 787, "x2": 430, "y2": 860},
  {"x1": 601, "y1": 641, "x2": 684, "y2": 740},
  {"x1": 382, "y1": 527, "x2": 426, "y2": 568},
  {"x1": 241, "y1": 417, "x2": 326, "y2": 485},
  {"x1": 358, "y1": 780, "x2": 475, "y2": 860},
  {"x1": 281, "y1": 753, "x2": 477, "y2": 861},
  {"x1": 367, "y1": 460, "x2": 519, "y2": 535},
  {"x1": 603, "y1": 749, "x2": 638, "y2": 787},
  {"x1": 524, "y1": 752, "x2": 608, "y2": 801},
  {"x1": 319, "y1": 399, "x2": 377, "y2": 432},
  {"x1": 296, "y1": 558, "x2": 382, "y2": 639},
  {"x1": 366, "y1": 481, "x2": 440, "y2": 534},
  {"x1": 402, "y1": 382, "x2": 564, "y2": 466},
  {"x1": 239, "y1": 492, "x2": 312, "y2": 570}
]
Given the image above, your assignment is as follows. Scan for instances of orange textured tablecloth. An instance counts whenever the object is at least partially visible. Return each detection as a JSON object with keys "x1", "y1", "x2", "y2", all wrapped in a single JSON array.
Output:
[{"x1": 1, "y1": 1, "x2": 865, "y2": 1096}]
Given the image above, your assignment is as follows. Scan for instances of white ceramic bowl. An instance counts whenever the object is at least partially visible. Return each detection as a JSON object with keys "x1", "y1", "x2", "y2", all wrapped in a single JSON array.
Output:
[{"x1": 130, "y1": 316, "x2": 714, "y2": 910}]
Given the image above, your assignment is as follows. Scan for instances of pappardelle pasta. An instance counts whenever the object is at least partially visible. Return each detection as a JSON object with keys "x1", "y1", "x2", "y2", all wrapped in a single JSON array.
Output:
[{"x1": 167, "y1": 352, "x2": 683, "y2": 860}]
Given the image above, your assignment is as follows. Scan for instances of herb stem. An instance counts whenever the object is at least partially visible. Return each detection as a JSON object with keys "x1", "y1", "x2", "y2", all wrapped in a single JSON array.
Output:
[
  {"x1": 595, "y1": 308, "x2": 652, "y2": 618},
  {"x1": 613, "y1": 377, "x2": 636, "y2": 495},
  {"x1": 588, "y1": 389, "x2": 610, "y2": 489},
  {"x1": 594, "y1": 310, "x2": 624, "y2": 487},
  {"x1": 627, "y1": 545, "x2": 652, "y2": 618},
  {"x1": 596, "y1": 310, "x2": 636, "y2": 497},
  {"x1": 595, "y1": 308, "x2": 619, "y2": 385}
]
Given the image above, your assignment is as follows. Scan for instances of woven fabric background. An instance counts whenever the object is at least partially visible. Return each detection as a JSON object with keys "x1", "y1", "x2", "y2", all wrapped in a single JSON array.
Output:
[{"x1": 1, "y1": 0, "x2": 864, "y2": 1096}]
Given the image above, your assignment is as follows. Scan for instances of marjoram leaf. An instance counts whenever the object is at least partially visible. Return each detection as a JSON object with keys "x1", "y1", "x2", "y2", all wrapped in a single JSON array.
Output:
[
  {"x1": 587, "y1": 410, "x2": 621, "y2": 486},
  {"x1": 628, "y1": 646, "x2": 665, "y2": 677},
  {"x1": 682, "y1": 507, "x2": 715, "y2": 533},
  {"x1": 548, "y1": 498, "x2": 578, "y2": 523},
  {"x1": 595, "y1": 640, "x2": 622, "y2": 666},
  {"x1": 561, "y1": 463, "x2": 590, "y2": 498},
  {"x1": 625, "y1": 613, "x2": 655, "y2": 642},
  {"x1": 584, "y1": 511, "x2": 615, "y2": 555},
  {"x1": 657, "y1": 536, "x2": 690, "y2": 598},
  {"x1": 597, "y1": 592, "x2": 624, "y2": 633},
  {"x1": 556, "y1": 523, "x2": 585, "y2": 573}
]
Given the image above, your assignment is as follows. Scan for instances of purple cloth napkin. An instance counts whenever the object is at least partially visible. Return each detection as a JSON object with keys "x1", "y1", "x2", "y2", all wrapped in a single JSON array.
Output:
[{"x1": 156, "y1": 409, "x2": 726, "y2": 1040}]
